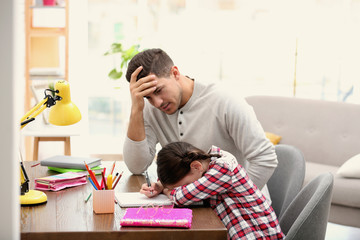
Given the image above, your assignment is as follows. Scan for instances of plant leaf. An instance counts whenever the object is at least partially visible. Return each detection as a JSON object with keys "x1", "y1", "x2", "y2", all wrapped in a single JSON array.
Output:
[
  {"x1": 108, "y1": 68, "x2": 123, "y2": 80},
  {"x1": 104, "y1": 43, "x2": 123, "y2": 55},
  {"x1": 105, "y1": 43, "x2": 140, "y2": 81}
]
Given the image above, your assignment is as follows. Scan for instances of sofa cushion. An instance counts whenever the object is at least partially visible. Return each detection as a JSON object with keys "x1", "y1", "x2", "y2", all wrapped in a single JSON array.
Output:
[
  {"x1": 246, "y1": 96, "x2": 360, "y2": 167},
  {"x1": 305, "y1": 162, "x2": 360, "y2": 208},
  {"x1": 265, "y1": 132, "x2": 282, "y2": 145},
  {"x1": 337, "y1": 153, "x2": 360, "y2": 178}
]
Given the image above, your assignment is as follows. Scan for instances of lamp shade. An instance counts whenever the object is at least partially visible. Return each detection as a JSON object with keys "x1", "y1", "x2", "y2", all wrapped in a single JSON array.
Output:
[{"x1": 48, "y1": 80, "x2": 81, "y2": 126}]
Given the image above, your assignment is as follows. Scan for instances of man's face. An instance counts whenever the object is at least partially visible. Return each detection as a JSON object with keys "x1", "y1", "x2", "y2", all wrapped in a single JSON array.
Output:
[{"x1": 144, "y1": 75, "x2": 183, "y2": 115}]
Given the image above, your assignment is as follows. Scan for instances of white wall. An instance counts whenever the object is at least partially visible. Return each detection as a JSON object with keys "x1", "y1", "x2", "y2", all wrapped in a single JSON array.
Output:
[
  {"x1": 68, "y1": 0, "x2": 90, "y2": 157},
  {"x1": 0, "y1": 0, "x2": 19, "y2": 239}
]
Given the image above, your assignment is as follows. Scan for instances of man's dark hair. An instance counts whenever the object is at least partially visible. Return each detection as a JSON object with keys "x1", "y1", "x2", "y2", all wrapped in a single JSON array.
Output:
[{"x1": 125, "y1": 48, "x2": 174, "y2": 82}]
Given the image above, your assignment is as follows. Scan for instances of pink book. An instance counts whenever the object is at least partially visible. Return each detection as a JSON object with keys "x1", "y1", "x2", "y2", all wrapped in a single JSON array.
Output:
[
  {"x1": 120, "y1": 207, "x2": 193, "y2": 228},
  {"x1": 35, "y1": 172, "x2": 87, "y2": 191}
]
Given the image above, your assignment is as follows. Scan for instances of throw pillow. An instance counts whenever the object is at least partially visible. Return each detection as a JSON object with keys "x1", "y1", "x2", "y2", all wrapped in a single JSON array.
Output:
[
  {"x1": 265, "y1": 132, "x2": 282, "y2": 145},
  {"x1": 337, "y1": 154, "x2": 360, "y2": 178}
]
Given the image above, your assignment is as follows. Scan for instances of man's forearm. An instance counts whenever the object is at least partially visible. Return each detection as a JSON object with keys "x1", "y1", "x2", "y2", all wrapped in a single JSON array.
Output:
[
  {"x1": 127, "y1": 109, "x2": 146, "y2": 141},
  {"x1": 123, "y1": 109, "x2": 153, "y2": 174},
  {"x1": 123, "y1": 137, "x2": 153, "y2": 174}
]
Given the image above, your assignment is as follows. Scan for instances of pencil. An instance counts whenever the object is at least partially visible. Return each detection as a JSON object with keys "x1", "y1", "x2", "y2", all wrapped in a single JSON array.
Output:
[
  {"x1": 84, "y1": 161, "x2": 101, "y2": 190},
  {"x1": 31, "y1": 163, "x2": 40, "y2": 168},
  {"x1": 85, "y1": 192, "x2": 92, "y2": 202},
  {"x1": 110, "y1": 161, "x2": 116, "y2": 175},
  {"x1": 88, "y1": 176, "x2": 98, "y2": 190},
  {"x1": 101, "y1": 168, "x2": 107, "y2": 190},
  {"x1": 112, "y1": 171, "x2": 123, "y2": 189},
  {"x1": 112, "y1": 172, "x2": 119, "y2": 185}
]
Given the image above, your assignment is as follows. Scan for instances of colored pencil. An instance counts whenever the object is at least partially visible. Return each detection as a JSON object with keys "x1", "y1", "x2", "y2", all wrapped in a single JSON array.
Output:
[
  {"x1": 112, "y1": 171, "x2": 123, "y2": 189},
  {"x1": 84, "y1": 161, "x2": 101, "y2": 190},
  {"x1": 110, "y1": 161, "x2": 116, "y2": 175},
  {"x1": 85, "y1": 192, "x2": 92, "y2": 202}
]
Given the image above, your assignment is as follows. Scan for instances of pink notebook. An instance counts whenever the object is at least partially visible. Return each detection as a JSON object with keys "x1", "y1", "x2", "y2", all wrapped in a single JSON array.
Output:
[
  {"x1": 35, "y1": 172, "x2": 87, "y2": 191},
  {"x1": 120, "y1": 207, "x2": 193, "y2": 228}
]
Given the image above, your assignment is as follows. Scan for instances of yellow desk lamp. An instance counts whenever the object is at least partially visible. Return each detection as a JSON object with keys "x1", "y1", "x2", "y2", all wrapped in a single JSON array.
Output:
[{"x1": 20, "y1": 80, "x2": 81, "y2": 206}]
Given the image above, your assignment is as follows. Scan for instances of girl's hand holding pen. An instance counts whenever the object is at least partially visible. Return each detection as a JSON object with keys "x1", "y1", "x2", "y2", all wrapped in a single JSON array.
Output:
[{"x1": 140, "y1": 182, "x2": 164, "y2": 198}]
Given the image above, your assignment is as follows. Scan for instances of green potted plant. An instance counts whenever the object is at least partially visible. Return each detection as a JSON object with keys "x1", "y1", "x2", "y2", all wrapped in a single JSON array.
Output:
[{"x1": 104, "y1": 43, "x2": 140, "y2": 81}]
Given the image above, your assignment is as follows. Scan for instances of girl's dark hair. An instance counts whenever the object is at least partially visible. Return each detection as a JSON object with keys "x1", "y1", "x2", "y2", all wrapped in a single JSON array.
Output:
[
  {"x1": 125, "y1": 48, "x2": 174, "y2": 82},
  {"x1": 157, "y1": 142, "x2": 220, "y2": 187}
]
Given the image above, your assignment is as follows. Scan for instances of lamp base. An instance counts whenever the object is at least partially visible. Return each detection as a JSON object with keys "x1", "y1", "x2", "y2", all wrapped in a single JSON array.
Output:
[{"x1": 20, "y1": 190, "x2": 47, "y2": 206}]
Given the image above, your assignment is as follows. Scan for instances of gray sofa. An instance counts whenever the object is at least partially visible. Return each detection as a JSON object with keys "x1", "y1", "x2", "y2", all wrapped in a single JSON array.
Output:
[{"x1": 246, "y1": 95, "x2": 360, "y2": 228}]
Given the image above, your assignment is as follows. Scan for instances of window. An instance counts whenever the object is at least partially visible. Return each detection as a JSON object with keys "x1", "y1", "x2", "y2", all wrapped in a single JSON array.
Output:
[{"x1": 85, "y1": 0, "x2": 360, "y2": 154}]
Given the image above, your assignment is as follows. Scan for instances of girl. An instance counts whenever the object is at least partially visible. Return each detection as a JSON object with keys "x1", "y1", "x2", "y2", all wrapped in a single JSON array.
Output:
[{"x1": 155, "y1": 142, "x2": 284, "y2": 240}]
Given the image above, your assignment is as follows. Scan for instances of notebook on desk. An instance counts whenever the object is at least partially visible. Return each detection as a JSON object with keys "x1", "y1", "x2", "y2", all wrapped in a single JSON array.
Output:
[
  {"x1": 115, "y1": 192, "x2": 204, "y2": 208},
  {"x1": 115, "y1": 192, "x2": 173, "y2": 207},
  {"x1": 40, "y1": 155, "x2": 101, "y2": 170},
  {"x1": 35, "y1": 172, "x2": 87, "y2": 191}
]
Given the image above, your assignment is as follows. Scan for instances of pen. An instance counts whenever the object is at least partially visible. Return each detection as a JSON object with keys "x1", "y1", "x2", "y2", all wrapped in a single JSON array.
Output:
[
  {"x1": 145, "y1": 171, "x2": 153, "y2": 195},
  {"x1": 112, "y1": 171, "x2": 123, "y2": 189}
]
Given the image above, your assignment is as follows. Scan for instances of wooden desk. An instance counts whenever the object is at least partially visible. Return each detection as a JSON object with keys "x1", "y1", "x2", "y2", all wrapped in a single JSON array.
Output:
[{"x1": 21, "y1": 161, "x2": 227, "y2": 240}]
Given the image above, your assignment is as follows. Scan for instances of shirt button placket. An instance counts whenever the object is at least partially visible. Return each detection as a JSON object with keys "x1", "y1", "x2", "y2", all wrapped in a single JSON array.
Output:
[{"x1": 179, "y1": 111, "x2": 184, "y2": 138}]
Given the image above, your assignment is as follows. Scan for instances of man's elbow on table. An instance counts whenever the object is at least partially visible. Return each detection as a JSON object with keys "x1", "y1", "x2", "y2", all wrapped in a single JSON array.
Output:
[{"x1": 123, "y1": 157, "x2": 149, "y2": 175}]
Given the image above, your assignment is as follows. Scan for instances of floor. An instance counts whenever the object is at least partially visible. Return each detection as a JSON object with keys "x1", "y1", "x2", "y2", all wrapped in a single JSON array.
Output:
[{"x1": 326, "y1": 222, "x2": 360, "y2": 240}]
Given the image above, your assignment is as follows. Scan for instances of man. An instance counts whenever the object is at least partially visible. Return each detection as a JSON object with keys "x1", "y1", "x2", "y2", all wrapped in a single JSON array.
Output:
[{"x1": 123, "y1": 48, "x2": 278, "y2": 198}]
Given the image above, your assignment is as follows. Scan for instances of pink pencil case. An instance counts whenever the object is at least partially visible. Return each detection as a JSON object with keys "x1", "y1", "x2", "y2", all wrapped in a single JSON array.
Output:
[
  {"x1": 35, "y1": 172, "x2": 87, "y2": 191},
  {"x1": 120, "y1": 207, "x2": 193, "y2": 228}
]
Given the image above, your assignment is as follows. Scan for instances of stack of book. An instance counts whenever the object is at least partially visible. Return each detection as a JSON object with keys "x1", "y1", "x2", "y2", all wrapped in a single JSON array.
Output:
[
  {"x1": 35, "y1": 172, "x2": 88, "y2": 191},
  {"x1": 40, "y1": 155, "x2": 103, "y2": 175}
]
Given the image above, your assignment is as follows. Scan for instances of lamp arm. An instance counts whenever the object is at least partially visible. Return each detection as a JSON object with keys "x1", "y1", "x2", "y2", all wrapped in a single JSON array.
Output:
[
  {"x1": 20, "y1": 98, "x2": 48, "y2": 129},
  {"x1": 20, "y1": 89, "x2": 60, "y2": 129}
]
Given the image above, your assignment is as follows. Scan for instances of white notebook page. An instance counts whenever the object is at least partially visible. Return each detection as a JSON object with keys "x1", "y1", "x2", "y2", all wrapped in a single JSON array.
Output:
[{"x1": 115, "y1": 192, "x2": 173, "y2": 207}]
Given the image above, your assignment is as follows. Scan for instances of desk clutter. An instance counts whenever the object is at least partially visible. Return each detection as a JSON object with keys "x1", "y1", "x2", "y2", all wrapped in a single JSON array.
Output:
[
  {"x1": 22, "y1": 160, "x2": 228, "y2": 238},
  {"x1": 84, "y1": 160, "x2": 123, "y2": 214},
  {"x1": 84, "y1": 160, "x2": 122, "y2": 191},
  {"x1": 35, "y1": 158, "x2": 195, "y2": 226}
]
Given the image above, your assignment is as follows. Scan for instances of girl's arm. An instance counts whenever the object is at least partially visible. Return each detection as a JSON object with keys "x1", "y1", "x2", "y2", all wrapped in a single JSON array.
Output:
[{"x1": 170, "y1": 162, "x2": 233, "y2": 205}]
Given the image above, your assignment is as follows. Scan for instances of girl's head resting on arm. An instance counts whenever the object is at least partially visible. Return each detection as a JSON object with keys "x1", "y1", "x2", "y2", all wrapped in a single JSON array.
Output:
[{"x1": 156, "y1": 142, "x2": 220, "y2": 189}]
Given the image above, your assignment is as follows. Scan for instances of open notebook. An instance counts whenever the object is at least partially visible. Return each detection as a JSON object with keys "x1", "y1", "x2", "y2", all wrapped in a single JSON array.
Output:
[{"x1": 115, "y1": 192, "x2": 173, "y2": 207}]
